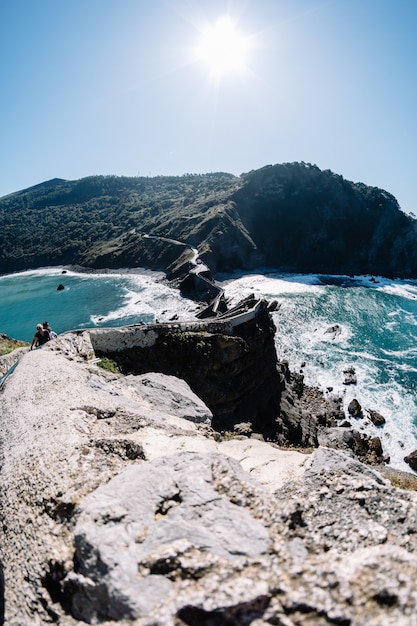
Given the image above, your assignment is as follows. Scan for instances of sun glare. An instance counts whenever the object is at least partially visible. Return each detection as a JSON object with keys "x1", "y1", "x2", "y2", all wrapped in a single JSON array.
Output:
[{"x1": 195, "y1": 16, "x2": 251, "y2": 77}]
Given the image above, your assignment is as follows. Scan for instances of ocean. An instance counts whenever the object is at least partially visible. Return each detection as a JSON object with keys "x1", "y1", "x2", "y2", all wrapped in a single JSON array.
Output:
[{"x1": 1, "y1": 266, "x2": 417, "y2": 473}]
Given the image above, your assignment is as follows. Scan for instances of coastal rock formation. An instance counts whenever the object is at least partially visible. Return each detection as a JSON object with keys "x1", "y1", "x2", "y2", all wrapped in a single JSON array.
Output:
[
  {"x1": 348, "y1": 398, "x2": 362, "y2": 417},
  {"x1": 343, "y1": 366, "x2": 357, "y2": 385},
  {"x1": 1, "y1": 337, "x2": 417, "y2": 625},
  {"x1": 87, "y1": 302, "x2": 331, "y2": 450},
  {"x1": 88, "y1": 300, "x2": 287, "y2": 440},
  {"x1": 368, "y1": 408, "x2": 386, "y2": 426}
]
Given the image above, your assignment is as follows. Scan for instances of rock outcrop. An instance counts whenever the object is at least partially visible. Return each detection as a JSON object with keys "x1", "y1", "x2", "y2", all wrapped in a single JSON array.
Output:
[
  {"x1": 1, "y1": 336, "x2": 417, "y2": 625},
  {"x1": 86, "y1": 303, "x2": 333, "y2": 450},
  {"x1": 88, "y1": 301, "x2": 285, "y2": 439},
  {"x1": 404, "y1": 450, "x2": 417, "y2": 471}
]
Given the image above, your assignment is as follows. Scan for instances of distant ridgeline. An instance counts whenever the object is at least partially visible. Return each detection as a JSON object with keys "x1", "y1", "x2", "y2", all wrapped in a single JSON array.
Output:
[{"x1": 1, "y1": 163, "x2": 417, "y2": 278}]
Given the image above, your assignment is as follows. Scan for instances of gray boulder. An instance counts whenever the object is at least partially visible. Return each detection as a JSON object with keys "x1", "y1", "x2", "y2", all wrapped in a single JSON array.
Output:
[
  {"x1": 343, "y1": 365, "x2": 357, "y2": 385},
  {"x1": 68, "y1": 452, "x2": 270, "y2": 621},
  {"x1": 404, "y1": 450, "x2": 417, "y2": 471},
  {"x1": 121, "y1": 372, "x2": 212, "y2": 424},
  {"x1": 348, "y1": 397, "x2": 362, "y2": 417},
  {"x1": 368, "y1": 408, "x2": 386, "y2": 426}
]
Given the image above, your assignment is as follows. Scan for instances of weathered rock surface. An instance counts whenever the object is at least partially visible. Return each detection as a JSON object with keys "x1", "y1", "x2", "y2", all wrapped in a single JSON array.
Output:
[
  {"x1": 367, "y1": 408, "x2": 387, "y2": 426},
  {"x1": 404, "y1": 449, "x2": 417, "y2": 471},
  {"x1": 343, "y1": 366, "x2": 357, "y2": 385},
  {"x1": 348, "y1": 398, "x2": 362, "y2": 417},
  {"x1": 122, "y1": 371, "x2": 213, "y2": 425},
  {"x1": 1, "y1": 335, "x2": 417, "y2": 625},
  {"x1": 0, "y1": 343, "x2": 29, "y2": 375},
  {"x1": 89, "y1": 303, "x2": 285, "y2": 440}
]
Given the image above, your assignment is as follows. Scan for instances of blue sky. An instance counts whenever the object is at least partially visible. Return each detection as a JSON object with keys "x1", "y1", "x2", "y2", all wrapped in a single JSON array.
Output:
[{"x1": 1, "y1": 0, "x2": 416, "y2": 212}]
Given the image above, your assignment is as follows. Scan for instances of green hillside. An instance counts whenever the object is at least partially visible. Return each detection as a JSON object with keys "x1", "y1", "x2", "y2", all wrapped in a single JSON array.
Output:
[{"x1": 1, "y1": 163, "x2": 416, "y2": 278}]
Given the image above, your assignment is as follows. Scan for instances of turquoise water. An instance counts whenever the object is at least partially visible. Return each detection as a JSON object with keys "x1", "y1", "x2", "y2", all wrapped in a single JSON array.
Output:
[
  {"x1": 0, "y1": 267, "x2": 199, "y2": 342},
  {"x1": 1, "y1": 267, "x2": 417, "y2": 471},
  {"x1": 221, "y1": 271, "x2": 417, "y2": 471}
]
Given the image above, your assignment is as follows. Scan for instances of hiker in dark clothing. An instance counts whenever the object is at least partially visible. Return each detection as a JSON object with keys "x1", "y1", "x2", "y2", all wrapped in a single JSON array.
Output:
[{"x1": 30, "y1": 324, "x2": 50, "y2": 350}]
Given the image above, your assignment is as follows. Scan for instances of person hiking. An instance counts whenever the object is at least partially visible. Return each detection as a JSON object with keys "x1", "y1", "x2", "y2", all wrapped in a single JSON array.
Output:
[
  {"x1": 43, "y1": 321, "x2": 57, "y2": 339},
  {"x1": 30, "y1": 324, "x2": 50, "y2": 350}
]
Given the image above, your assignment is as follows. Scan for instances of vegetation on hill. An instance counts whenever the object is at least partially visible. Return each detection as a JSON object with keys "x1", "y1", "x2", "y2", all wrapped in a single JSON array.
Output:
[
  {"x1": 235, "y1": 163, "x2": 417, "y2": 276},
  {"x1": 0, "y1": 172, "x2": 239, "y2": 275},
  {"x1": 1, "y1": 163, "x2": 416, "y2": 278},
  {"x1": 0, "y1": 334, "x2": 29, "y2": 356}
]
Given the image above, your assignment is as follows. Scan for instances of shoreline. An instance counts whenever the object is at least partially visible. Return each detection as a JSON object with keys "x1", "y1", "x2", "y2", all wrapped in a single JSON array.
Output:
[
  {"x1": 0, "y1": 264, "x2": 167, "y2": 279},
  {"x1": 3, "y1": 260, "x2": 417, "y2": 283}
]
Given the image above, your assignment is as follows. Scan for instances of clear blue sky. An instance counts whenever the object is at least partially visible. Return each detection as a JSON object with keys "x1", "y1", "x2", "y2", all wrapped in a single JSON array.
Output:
[{"x1": 1, "y1": 0, "x2": 416, "y2": 212}]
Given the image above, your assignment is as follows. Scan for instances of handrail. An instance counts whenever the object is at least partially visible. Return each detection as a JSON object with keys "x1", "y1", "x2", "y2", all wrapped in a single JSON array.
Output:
[{"x1": 0, "y1": 360, "x2": 19, "y2": 391}]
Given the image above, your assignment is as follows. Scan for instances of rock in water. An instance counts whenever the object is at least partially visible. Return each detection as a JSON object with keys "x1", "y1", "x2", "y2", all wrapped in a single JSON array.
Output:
[
  {"x1": 368, "y1": 409, "x2": 386, "y2": 426},
  {"x1": 343, "y1": 365, "x2": 357, "y2": 385},
  {"x1": 348, "y1": 398, "x2": 362, "y2": 417},
  {"x1": 404, "y1": 450, "x2": 417, "y2": 471}
]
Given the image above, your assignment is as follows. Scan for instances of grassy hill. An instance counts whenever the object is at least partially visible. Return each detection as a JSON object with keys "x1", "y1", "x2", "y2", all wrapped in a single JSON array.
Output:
[{"x1": 1, "y1": 163, "x2": 416, "y2": 278}]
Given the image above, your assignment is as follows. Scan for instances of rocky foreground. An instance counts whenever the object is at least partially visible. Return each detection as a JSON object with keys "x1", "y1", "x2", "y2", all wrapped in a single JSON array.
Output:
[{"x1": 1, "y1": 331, "x2": 417, "y2": 626}]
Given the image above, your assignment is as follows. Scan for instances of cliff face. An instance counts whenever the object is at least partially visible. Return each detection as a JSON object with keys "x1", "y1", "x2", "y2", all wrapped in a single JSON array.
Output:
[
  {"x1": 1, "y1": 163, "x2": 417, "y2": 278},
  {"x1": 89, "y1": 301, "x2": 283, "y2": 438},
  {"x1": 231, "y1": 163, "x2": 417, "y2": 277},
  {"x1": 1, "y1": 334, "x2": 417, "y2": 625}
]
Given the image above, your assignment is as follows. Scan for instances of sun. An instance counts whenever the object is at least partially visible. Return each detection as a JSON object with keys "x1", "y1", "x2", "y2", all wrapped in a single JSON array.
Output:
[{"x1": 195, "y1": 16, "x2": 251, "y2": 77}]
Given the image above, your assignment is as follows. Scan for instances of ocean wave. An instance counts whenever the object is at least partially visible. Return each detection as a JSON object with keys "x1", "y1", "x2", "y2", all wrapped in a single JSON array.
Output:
[
  {"x1": 90, "y1": 279, "x2": 200, "y2": 326},
  {"x1": 378, "y1": 283, "x2": 417, "y2": 300},
  {"x1": 221, "y1": 273, "x2": 324, "y2": 302}
]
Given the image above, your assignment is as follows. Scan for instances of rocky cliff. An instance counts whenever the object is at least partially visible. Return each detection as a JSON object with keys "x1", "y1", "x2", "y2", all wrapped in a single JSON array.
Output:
[
  {"x1": 2, "y1": 315, "x2": 417, "y2": 624},
  {"x1": 88, "y1": 299, "x2": 284, "y2": 438},
  {"x1": 231, "y1": 164, "x2": 417, "y2": 277}
]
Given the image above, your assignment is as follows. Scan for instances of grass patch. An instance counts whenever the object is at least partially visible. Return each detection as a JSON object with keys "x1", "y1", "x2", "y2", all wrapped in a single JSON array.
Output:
[
  {"x1": 386, "y1": 473, "x2": 417, "y2": 491},
  {"x1": 0, "y1": 335, "x2": 29, "y2": 357},
  {"x1": 96, "y1": 357, "x2": 121, "y2": 374},
  {"x1": 378, "y1": 466, "x2": 417, "y2": 491}
]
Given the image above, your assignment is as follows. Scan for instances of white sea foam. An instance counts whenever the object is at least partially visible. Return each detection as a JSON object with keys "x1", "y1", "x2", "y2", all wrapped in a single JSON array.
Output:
[
  {"x1": 378, "y1": 282, "x2": 417, "y2": 300},
  {"x1": 0, "y1": 266, "x2": 68, "y2": 280},
  {"x1": 304, "y1": 321, "x2": 353, "y2": 346},
  {"x1": 298, "y1": 350, "x2": 417, "y2": 472},
  {"x1": 221, "y1": 272, "x2": 324, "y2": 305},
  {"x1": 257, "y1": 273, "x2": 417, "y2": 473},
  {"x1": 380, "y1": 346, "x2": 417, "y2": 359},
  {"x1": 90, "y1": 275, "x2": 200, "y2": 325}
]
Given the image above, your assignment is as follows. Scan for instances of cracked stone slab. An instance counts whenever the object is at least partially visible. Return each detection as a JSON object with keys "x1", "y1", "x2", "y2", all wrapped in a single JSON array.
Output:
[{"x1": 69, "y1": 452, "x2": 270, "y2": 621}]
